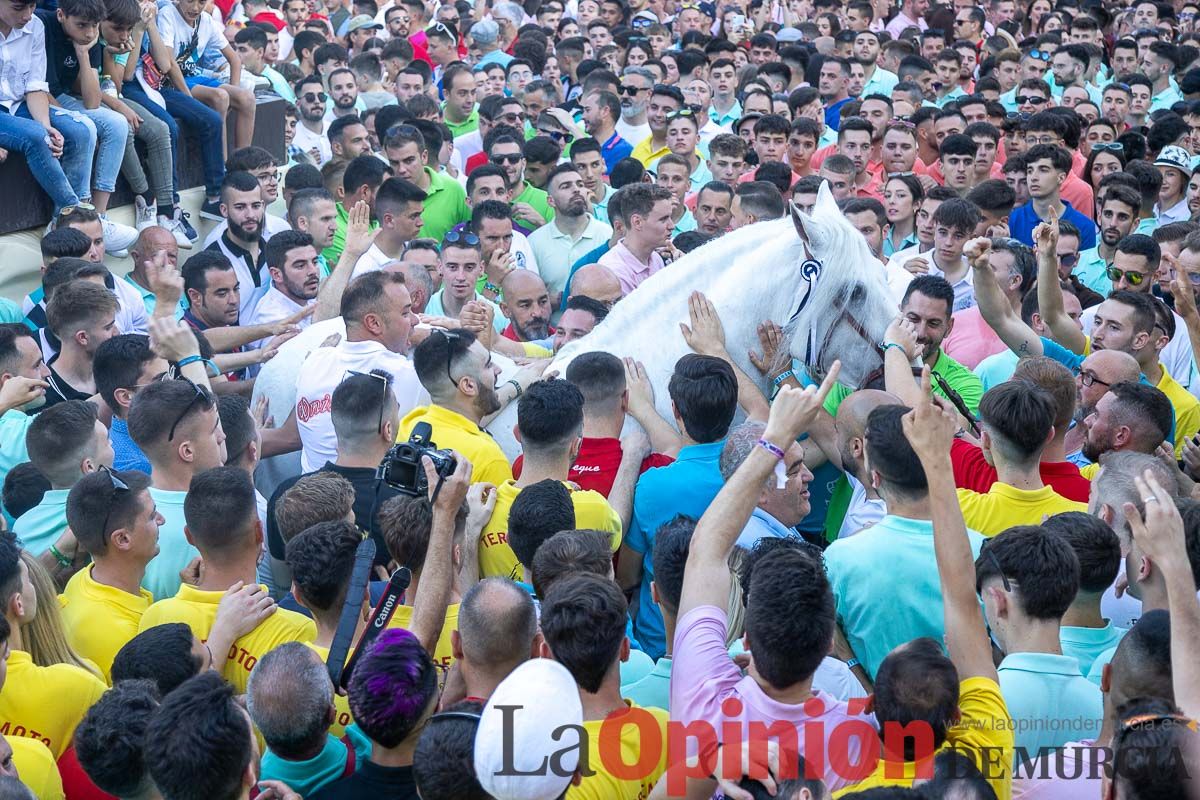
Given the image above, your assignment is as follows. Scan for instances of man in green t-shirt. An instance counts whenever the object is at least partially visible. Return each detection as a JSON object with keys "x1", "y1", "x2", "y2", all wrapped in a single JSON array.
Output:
[
  {"x1": 382, "y1": 123, "x2": 470, "y2": 242},
  {"x1": 485, "y1": 129, "x2": 555, "y2": 230}
]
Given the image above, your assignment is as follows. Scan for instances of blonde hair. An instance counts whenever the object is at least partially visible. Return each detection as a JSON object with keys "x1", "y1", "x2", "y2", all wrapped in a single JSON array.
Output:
[
  {"x1": 724, "y1": 549, "x2": 747, "y2": 648},
  {"x1": 19, "y1": 552, "x2": 102, "y2": 679}
]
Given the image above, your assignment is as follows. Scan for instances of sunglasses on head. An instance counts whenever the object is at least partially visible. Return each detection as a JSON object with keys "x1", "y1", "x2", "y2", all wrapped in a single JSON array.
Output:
[
  {"x1": 442, "y1": 230, "x2": 480, "y2": 247},
  {"x1": 1106, "y1": 265, "x2": 1148, "y2": 286},
  {"x1": 343, "y1": 370, "x2": 391, "y2": 434},
  {"x1": 98, "y1": 465, "x2": 130, "y2": 539},
  {"x1": 168, "y1": 377, "x2": 210, "y2": 442},
  {"x1": 302, "y1": 91, "x2": 328, "y2": 103},
  {"x1": 491, "y1": 153, "x2": 523, "y2": 164}
]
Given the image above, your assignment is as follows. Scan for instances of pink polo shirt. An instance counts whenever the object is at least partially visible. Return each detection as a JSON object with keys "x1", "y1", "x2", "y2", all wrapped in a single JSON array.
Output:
[
  {"x1": 670, "y1": 605, "x2": 873, "y2": 792},
  {"x1": 1061, "y1": 172, "x2": 1095, "y2": 220},
  {"x1": 941, "y1": 305, "x2": 1008, "y2": 369},
  {"x1": 598, "y1": 240, "x2": 665, "y2": 295}
]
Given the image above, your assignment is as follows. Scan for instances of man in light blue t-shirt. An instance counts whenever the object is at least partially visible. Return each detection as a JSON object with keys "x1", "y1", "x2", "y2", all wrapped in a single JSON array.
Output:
[
  {"x1": 826, "y1": 402, "x2": 985, "y2": 681},
  {"x1": 126, "y1": 379, "x2": 227, "y2": 600},
  {"x1": 617, "y1": 353, "x2": 739, "y2": 661},
  {"x1": 979, "y1": 526, "x2": 1103, "y2": 754},
  {"x1": 13, "y1": 400, "x2": 113, "y2": 557}
]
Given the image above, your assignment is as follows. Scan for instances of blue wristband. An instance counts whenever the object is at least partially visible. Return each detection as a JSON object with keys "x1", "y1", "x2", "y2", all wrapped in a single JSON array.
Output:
[
  {"x1": 176, "y1": 355, "x2": 203, "y2": 368},
  {"x1": 772, "y1": 369, "x2": 795, "y2": 387}
]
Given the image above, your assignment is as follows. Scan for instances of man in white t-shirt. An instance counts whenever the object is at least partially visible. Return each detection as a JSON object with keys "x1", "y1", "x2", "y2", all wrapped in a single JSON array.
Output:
[
  {"x1": 293, "y1": 271, "x2": 429, "y2": 472},
  {"x1": 247, "y1": 230, "x2": 319, "y2": 341},
  {"x1": 292, "y1": 75, "x2": 334, "y2": 166},
  {"x1": 351, "y1": 177, "x2": 429, "y2": 280}
]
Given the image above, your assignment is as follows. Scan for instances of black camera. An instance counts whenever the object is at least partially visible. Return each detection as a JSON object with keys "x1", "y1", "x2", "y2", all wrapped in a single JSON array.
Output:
[{"x1": 378, "y1": 422, "x2": 456, "y2": 496}]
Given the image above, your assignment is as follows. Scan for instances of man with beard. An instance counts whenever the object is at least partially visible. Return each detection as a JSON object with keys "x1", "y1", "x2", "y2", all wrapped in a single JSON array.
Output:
[
  {"x1": 694, "y1": 182, "x2": 733, "y2": 237},
  {"x1": 327, "y1": 115, "x2": 373, "y2": 163},
  {"x1": 205, "y1": 173, "x2": 271, "y2": 320},
  {"x1": 499, "y1": 270, "x2": 554, "y2": 344},
  {"x1": 1074, "y1": 187, "x2": 1139, "y2": 297},
  {"x1": 424, "y1": 234, "x2": 507, "y2": 332},
  {"x1": 326, "y1": 68, "x2": 361, "y2": 120},
  {"x1": 398, "y1": 328, "x2": 513, "y2": 485},
  {"x1": 529, "y1": 164, "x2": 614, "y2": 304},
  {"x1": 1078, "y1": 382, "x2": 1174, "y2": 471},
  {"x1": 247, "y1": 231, "x2": 320, "y2": 337},
  {"x1": 1062, "y1": 350, "x2": 1143, "y2": 459},
  {"x1": 292, "y1": 75, "x2": 333, "y2": 166},
  {"x1": 616, "y1": 67, "x2": 653, "y2": 146}
]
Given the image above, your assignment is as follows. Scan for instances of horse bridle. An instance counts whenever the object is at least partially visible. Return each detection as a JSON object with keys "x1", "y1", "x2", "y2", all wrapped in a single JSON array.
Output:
[{"x1": 785, "y1": 247, "x2": 887, "y2": 390}]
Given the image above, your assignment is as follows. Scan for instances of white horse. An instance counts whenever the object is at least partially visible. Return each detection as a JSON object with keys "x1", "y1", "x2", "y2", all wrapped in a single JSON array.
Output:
[
  {"x1": 252, "y1": 183, "x2": 899, "y2": 468},
  {"x1": 484, "y1": 182, "x2": 901, "y2": 457}
]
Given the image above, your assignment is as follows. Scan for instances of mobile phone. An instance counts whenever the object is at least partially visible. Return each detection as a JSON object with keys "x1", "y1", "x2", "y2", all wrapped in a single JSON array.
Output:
[{"x1": 731, "y1": 13, "x2": 746, "y2": 30}]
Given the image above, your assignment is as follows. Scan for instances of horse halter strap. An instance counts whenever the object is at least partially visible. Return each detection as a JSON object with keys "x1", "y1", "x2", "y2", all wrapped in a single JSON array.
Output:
[{"x1": 785, "y1": 244, "x2": 886, "y2": 390}]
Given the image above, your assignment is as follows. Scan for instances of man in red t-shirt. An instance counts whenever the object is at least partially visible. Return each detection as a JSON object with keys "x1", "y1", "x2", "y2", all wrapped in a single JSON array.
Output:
[
  {"x1": 950, "y1": 357, "x2": 1091, "y2": 502},
  {"x1": 513, "y1": 352, "x2": 680, "y2": 494}
]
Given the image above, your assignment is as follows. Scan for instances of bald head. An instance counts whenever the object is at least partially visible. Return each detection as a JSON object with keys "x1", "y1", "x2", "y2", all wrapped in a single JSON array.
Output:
[
  {"x1": 571, "y1": 264, "x2": 622, "y2": 306},
  {"x1": 836, "y1": 389, "x2": 900, "y2": 481},
  {"x1": 130, "y1": 226, "x2": 180, "y2": 269},
  {"x1": 457, "y1": 578, "x2": 538, "y2": 672},
  {"x1": 500, "y1": 267, "x2": 546, "y2": 297},
  {"x1": 1086, "y1": 349, "x2": 1141, "y2": 384},
  {"x1": 383, "y1": 260, "x2": 434, "y2": 313}
]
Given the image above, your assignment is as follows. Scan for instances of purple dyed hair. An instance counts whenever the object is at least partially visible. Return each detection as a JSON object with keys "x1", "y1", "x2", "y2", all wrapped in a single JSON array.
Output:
[{"x1": 347, "y1": 628, "x2": 439, "y2": 747}]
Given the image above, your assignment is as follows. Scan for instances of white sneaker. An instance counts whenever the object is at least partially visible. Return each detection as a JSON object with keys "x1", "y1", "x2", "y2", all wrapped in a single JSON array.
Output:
[
  {"x1": 158, "y1": 213, "x2": 194, "y2": 249},
  {"x1": 134, "y1": 196, "x2": 157, "y2": 231},
  {"x1": 100, "y1": 215, "x2": 139, "y2": 257}
]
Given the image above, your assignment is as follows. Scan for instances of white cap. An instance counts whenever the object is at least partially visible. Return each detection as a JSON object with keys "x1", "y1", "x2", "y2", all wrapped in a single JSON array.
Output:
[{"x1": 474, "y1": 659, "x2": 583, "y2": 800}]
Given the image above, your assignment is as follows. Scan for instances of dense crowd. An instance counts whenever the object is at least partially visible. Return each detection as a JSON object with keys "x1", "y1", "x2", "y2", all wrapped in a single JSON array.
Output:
[{"x1": 1, "y1": 0, "x2": 1200, "y2": 797}]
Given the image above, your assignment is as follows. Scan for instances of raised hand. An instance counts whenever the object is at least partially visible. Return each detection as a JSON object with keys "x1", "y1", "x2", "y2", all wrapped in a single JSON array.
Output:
[
  {"x1": 762, "y1": 361, "x2": 840, "y2": 447},
  {"x1": 425, "y1": 450, "x2": 473, "y2": 512},
  {"x1": 964, "y1": 236, "x2": 993, "y2": 270},
  {"x1": 343, "y1": 200, "x2": 377, "y2": 259},
  {"x1": 623, "y1": 358, "x2": 656, "y2": 415},
  {"x1": 1124, "y1": 469, "x2": 1189, "y2": 573},
  {"x1": 884, "y1": 315, "x2": 920, "y2": 361},
  {"x1": 1031, "y1": 204, "x2": 1059, "y2": 254},
  {"x1": 148, "y1": 316, "x2": 201, "y2": 363}
]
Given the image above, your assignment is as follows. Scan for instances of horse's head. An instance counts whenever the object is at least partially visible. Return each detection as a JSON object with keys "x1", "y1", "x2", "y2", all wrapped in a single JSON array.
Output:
[{"x1": 783, "y1": 182, "x2": 899, "y2": 390}]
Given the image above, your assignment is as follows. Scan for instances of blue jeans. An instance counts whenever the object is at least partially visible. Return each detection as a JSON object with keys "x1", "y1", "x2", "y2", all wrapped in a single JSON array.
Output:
[
  {"x1": 55, "y1": 94, "x2": 128, "y2": 194},
  {"x1": 121, "y1": 82, "x2": 224, "y2": 197},
  {"x1": 0, "y1": 109, "x2": 80, "y2": 210},
  {"x1": 13, "y1": 102, "x2": 97, "y2": 203}
]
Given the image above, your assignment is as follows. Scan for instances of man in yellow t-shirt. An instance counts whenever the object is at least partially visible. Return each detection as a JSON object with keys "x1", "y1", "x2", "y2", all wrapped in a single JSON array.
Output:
[
  {"x1": 541, "y1": 573, "x2": 671, "y2": 799},
  {"x1": 60, "y1": 469, "x2": 164, "y2": 680},
  {"x1": 956, "y1": 381, "x2": 1086, "y2": 536},
  {"x1": 479, "y1": 379, "x2": 622, "y2": 580},
  {"x1": 378, "y1": 493, "x2": 471, "y2": 670},
  {"x1": 138, "y1": 468, "x2": 316, "y2": 695},
  {"x1": 399, "y1": 328, "x2": 543, "y2": 488},
  {"x1": 0, "y1": 534, "x2": 106, "y2": 760}
]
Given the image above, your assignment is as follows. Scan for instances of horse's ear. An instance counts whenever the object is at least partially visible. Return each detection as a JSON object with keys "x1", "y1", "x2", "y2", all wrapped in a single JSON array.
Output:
[
  {"x1": 814, "y1": 179, "x2": 840, "y2": 215},
  {"x1": 790, "y1": 202, "x2": 812, "y2": 243}
]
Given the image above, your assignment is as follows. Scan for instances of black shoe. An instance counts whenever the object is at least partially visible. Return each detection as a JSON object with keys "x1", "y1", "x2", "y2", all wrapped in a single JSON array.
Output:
[{"x1": 200, "y1": 198, "x2": 222, "y2": 221}]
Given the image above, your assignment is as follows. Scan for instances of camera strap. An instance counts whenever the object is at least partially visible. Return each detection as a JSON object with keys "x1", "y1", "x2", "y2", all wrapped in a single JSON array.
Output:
[
  {"x1": 326, "y1": 537, "x2": 376, "y2": 689},
  {"x1": 330, "y1": 558, "x2": 413, "y2": 690}
]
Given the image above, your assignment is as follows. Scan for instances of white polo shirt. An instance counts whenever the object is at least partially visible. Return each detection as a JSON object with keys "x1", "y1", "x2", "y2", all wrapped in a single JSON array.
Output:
[
  {"x1": 294, "y1": 338, "x2": 429, "y2": 472},
  {"x1": 350, "y1": 243, "x2": 401, "y2": 281}
]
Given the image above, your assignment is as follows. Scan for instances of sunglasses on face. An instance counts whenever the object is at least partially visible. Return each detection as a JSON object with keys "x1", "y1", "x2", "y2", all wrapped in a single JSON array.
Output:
[
  {"x1": 1106, "y1": 266, "x2": 1148, "y2": 285},
  {"x1": 1027, "y1": 49, "x2": 1052, "y2": 61},
  {"x1": 1015, "y1": 95, "x2": 1048, "y2": 105},
  {"x1": 302, "y1": 92, "x2": 328, "y2": 103},
  {"x1": 1091, "y1": 142, "x2": 1124, "y2": 153},
  {"x1": 491, "y1": 153, "x2": 524, "y2": 164},
  {"x1": 540, "y1": 129, "x2": 574, "y2": 143},
  {"x1": 620, "y1": 84, "x2": 649, "y2": 95},
  {"x1": 1059, "y1": 252, "x2": 1079, "y2": 268}
]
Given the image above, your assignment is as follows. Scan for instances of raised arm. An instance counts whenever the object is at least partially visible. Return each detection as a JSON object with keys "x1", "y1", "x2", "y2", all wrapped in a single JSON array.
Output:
[
  {"x1": 409, "y1": 453, "x2": 472, "y2": 654},
  {"x1": 902, "y1": 367, "x2": 997, "y2": 681},
  {"x1": 967, "y1": 237, "x2": 1044, "y2": 359},
  {"x1": 1033, "y1": 213, "x2": 1087, "y2": 354},
  {"x1": 677, "y1": 364, "x2": 840, "y2": 618},
  {"x1": 1125, "y1": 470, "x2": 1200, "y2": 720},
  {"x1": 882, "y1": 316, "x2": 924, "y2": 408},
  {"x1": 623, "y1": 358, "x2": 683, "y2": 457},
  {"x1": 1168, "y1": 269, "x2": 1200, "y2": 374},
  {"x1": 315, "y1": 200, "x2": 377, "y2": 322}
]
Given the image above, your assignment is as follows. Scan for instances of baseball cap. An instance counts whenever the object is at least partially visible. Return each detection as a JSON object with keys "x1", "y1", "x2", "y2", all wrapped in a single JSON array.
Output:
[
  {"x1": 776, "y1": 27, "x2": 804, "y2": 43},
  {"x1": 250, "y1": 11, "x2": 285, "y2": 31},
  {"x1": 346, "y1": 14, "x2": 383, "y2": 32},
  {"x1": 1155, "y1": 144, "x2": 1191, "y2": 174},
  {"x1": 469, "y1": 18, "x2": 500, "y2": 45},
  {"x1": 736, "y1": 111, "x2": 764, "y2": 132},
  {"x1": 474, "y1": 659, "x2": 583, "y2": 800}
]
